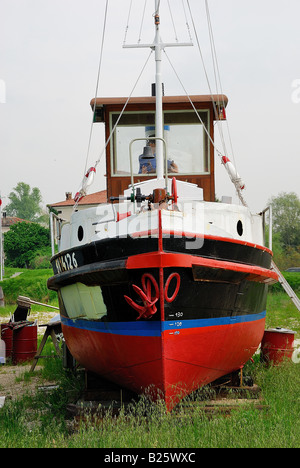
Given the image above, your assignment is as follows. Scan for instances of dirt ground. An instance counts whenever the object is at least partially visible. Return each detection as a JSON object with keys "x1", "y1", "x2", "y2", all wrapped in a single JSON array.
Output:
[
  {"x1": 0, "y1": 364, "x2": 51, "y2": 401},
  {"x1": 0, "y1": 311, "x2": 59, "y2": 403}
]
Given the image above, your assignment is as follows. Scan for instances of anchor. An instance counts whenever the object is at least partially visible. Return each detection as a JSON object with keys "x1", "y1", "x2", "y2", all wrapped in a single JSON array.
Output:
[{"x1": 124, "y1": 274, "x2": 159, "y2": 320}]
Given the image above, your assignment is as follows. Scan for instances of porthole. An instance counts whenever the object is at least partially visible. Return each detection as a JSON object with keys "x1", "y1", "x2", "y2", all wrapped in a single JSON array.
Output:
[
  {"x1": 78, "y1": 225, "x2": 84, "y2": 242},
  {"x1": 237, "y1": 220, "x2": 243, "y2": 237}
]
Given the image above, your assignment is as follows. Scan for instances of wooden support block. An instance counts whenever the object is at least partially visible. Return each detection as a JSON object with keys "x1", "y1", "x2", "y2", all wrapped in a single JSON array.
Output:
[{"x1": 30, "y1": 324, "x2": 62, "y2": 372}]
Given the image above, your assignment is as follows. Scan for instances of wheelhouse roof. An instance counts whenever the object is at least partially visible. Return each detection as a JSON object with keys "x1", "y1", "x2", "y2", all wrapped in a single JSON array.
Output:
[{"x1": 90, "y1": 94, "x2": 228, "y2": 122}]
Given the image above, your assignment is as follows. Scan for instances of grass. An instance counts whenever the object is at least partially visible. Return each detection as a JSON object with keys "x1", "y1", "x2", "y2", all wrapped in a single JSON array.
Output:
[
  {"x1": 0, "y1": 269, "x2": 300, "y2": 448},
  {"x1": 267, "y1": 291, "x2": 300, "y2": 334},
  {"x1": 70, "y1": 363, "x2": 300, "y2": 449},
  {"x1": 0, "y1": 267, "x2": 58, "y2": 318},
  {"x1": 0, "y1": 359, "x2": 299, "y2": 448}
]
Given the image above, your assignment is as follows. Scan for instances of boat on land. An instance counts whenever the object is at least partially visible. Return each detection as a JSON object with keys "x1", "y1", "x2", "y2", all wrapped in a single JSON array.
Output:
[{"x1": 48, "y1": 1, "x2": 278, "y2": 410}]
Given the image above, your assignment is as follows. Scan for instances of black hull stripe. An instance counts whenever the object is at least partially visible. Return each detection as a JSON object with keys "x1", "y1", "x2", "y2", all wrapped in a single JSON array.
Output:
[{"x1": 50, "y1": 235, "x2": 273, "y2": 276}]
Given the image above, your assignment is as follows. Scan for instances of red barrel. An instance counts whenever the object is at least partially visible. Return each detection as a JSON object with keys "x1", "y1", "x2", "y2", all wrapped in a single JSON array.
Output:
[
  {"x1": 13, "y1": 324, "x2": 37, "y2": 364},
  {"x1": 1, "y1": 323, "x2": 13, "y2": 360},
  {"x1": 261, "y1": 328, "x2": 295, "y2": 365}
]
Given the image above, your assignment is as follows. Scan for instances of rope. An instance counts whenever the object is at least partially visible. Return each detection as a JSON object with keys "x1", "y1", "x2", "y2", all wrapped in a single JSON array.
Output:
[
  {"x1": 182, "y1": 0, "x2": 193, "y2": 42},
  {"x1": 164, "y1": 48, "x2": 248, "y2": 207},
  {"x1": 138, "y1": 0, "x2": 148, "y2": 43},
  {"x1": 204, "y1": 0, "x2": 244, "y2": 203},
  {"x1": 154, "y1": 0, "x2": 161, "y2": 15},
  {"x1": 204, "y1": 1, "x2": 228, "y2": 160},
  {"x1": 204, "y1": 0, "x2": 237, "y2": 168},
  {"x1": 167, "y1": 0, "x2": 178, "y2": 42},
  {"x1": 186, "y1": 0, "x2": 247, "y2": 206},
  {"x1": 83, "y1": 0, "x2": 109, "y2": 176},
  {"x1": 163, "y1": 49, "x2": 223, "y2": 157},
  {"x1": 76, "y1": 0, "x2": 247, "y2": 209},
  {"x1": 94, "y1": 49, "x2": 153, "y2": 170},
  {"x1": 186, "y1": 0, "x2": 226, "y2": 152},
  {"x1": 73, "y1": 49, "x2": 154, "y2": 211},
  {"x1": 123, "y1": 0, "x2": 133, "y2": 45}
]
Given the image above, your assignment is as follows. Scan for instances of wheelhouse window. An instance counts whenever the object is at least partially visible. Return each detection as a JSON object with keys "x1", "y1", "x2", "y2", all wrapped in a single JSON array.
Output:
[{"x1": 110, "y1": 110, "x2": 209, "y2": 176}]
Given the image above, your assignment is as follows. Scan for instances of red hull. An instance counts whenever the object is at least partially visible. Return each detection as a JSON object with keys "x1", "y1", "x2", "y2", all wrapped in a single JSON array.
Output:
[
  {"x1": 49, "y1": 210, "x2": 276, "y2": 410},
  {"x1": 62, "y1": 315, "x2": 266, "y2": 410}
]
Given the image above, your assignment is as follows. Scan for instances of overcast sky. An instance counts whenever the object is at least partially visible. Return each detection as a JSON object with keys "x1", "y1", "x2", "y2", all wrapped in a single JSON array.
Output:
[{"x1": 1, "y1": 0, "x2": 300, "y2": 214}]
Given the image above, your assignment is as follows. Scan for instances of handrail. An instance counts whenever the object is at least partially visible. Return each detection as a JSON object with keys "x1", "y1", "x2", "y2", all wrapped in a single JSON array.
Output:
[
  {"x1": 260, "y1": 205, "x2": 273, "y2": 251},
  {"x1": 49, "y1": 212, "x2": 65, "y2": 256},
  {"x1": 129, "y1": 137, "x2": 168, "y2": 202}
]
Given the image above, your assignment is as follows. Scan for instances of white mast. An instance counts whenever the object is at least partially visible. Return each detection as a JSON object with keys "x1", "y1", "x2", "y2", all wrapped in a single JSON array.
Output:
[
  {"x1": 123, "y1": 0, "x2": 193, "y2": 181},
  {"x1": 153, "y1": 1, "x2": 164, "y2": 180}
]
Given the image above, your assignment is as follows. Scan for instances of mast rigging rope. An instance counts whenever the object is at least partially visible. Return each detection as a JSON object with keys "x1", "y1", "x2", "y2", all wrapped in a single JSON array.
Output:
[
  {"x1": 138, "y1": 0, "x2": 148, "y2": 44},
  {"x1": 167, "y1": 0, "x2": 178, "y2": 42},
  {"x1": 204, "y1": 0, "x2": 236, "y2": 169},
  {"x1": 78, "y1": 0, "x2": 247, "y2": 208},
  {"x1": 73, "y1": 49, "x2": 154, "y2": 211},
  {"x1": 93, "y1": 50, "x2": 154, "y2": 171},
  {"x1": 123, "y1": 0, "x2": 133, "y2": 45},
  {"x1": 83, "y1": 0, "x2": 109, "y2": 176},
  {"x1": 186, "y1": 0, "x2": 246, "y2": 206}
]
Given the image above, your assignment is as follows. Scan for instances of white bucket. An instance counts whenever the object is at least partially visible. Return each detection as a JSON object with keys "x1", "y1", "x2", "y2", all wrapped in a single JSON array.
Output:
[{"x1": 0, "y1": 338, "x2": 6, "y2": 364}]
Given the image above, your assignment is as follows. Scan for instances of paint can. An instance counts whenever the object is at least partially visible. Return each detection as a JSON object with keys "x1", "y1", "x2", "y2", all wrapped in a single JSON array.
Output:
[
  {"x1": 0, "y1": 339, "x2": 5, "y2": 364},
  {"x1": 261, "y1": 328, "x2": 295, "y2": 365},
  {"x1": 13, "y1": 323, "x2": 37, "y2": 364}
]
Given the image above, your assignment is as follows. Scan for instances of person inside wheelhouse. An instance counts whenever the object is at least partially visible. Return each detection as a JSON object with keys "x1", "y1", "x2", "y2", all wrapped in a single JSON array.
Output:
[
  {"x1": 138, "y1": 133, "x2": 179, "y2": 174},
  {"x1": 111, "y1": 110, "x2": 209, "y2": 177}
]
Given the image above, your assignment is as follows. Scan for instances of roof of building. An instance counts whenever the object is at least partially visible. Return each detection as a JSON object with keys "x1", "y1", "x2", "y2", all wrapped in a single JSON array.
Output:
[
  {"x1": 48, "y1": 190, "x2": 107, "y2": 208},
  {"x1": 1, "y1": 216, "x2": 31, "y2": 227}
]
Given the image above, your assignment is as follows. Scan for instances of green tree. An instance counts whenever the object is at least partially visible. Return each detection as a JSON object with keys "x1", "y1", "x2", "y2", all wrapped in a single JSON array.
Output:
[
  {"x1": 5, "y1": 182, "x2": 43, "y2": 221},
  {"x1": 4, "y1": 221, "x2": 51, "y2": 268},
  {"x1": 269, "y1": 192, "x2": 300, "y2": 249}
]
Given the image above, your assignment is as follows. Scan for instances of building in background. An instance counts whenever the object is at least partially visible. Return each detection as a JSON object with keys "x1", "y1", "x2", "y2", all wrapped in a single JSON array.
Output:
[{"x1": 47, "y1": 190, "x2": 107, "y2": 223}]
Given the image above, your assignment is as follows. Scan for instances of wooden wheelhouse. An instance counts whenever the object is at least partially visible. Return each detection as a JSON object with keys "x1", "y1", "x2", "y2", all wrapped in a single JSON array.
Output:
[{"x1": 90, "y1": 94, "x2": 228, "y2": 201}]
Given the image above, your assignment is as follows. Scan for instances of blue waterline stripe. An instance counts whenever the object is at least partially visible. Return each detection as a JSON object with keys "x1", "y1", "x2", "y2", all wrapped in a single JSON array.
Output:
[{"x1": 61, "y1": 311, "x2": 266, "y2": 337}]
